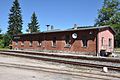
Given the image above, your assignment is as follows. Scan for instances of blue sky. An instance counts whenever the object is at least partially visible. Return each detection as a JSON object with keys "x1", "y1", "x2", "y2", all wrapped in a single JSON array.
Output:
[{"x1": 0, "y1": 0, "x2": 104, "y2": 33}]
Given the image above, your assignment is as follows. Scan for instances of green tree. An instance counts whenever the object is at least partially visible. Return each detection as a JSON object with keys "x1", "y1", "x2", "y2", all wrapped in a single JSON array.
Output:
[
  {"x1": 5, "y1": 0, "x2": 22, "y2": 48},
  {"x1": 0, "y1": 34, "x2": 11, "y2": 48},
  {"x1": 95, "y1": 0, "x2": 120, "y2": 47},
  {"x1": 26, "y1": 12, "x2": 40, "y2": 33},
  {"x1": 0, "y1": 34, "x2": 4, "y2": 48},
  {"x1": 95, "y1": 0, "x2": 120, "y2": 26},
  {"x1": 0, "y1": 28, "x2": 1, "y2": 33},
  {"x1": 7, "y1": 0, "x2": 23, "y2": 36},
  {"x1": 3, "y1": 34, "x2": 11, "y2": 48}
]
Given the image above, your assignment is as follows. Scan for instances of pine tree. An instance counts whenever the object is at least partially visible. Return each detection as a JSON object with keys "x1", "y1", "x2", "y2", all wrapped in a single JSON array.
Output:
[
  {"x1": 26, "y1": 12, "x2": 40, "y2": 33},
  {"x1": 7, "y1": 0, "x2": 23, "y2": 36},
  {"x1": 0, "y1": 29, "x2": 1, "y2": 33},
  {"x1": 95, "y1": 0, "x2": 120, "y2": 47}
]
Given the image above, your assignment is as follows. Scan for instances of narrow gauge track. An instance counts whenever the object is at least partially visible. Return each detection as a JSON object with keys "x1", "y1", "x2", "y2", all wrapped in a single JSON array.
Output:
[
  {"x1": 1, "y1": 50, "x2": 120, "y2": 63},
  {"x1": 0, "y1": 61, "x2": 120, "y2": 80},
  {"x1": 0, "y1": 50, "x2": 120, "y2": 71}
]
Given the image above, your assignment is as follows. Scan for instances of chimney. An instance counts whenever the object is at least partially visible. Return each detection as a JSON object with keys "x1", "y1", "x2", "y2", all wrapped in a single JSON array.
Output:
[
  {"x1": 51, "y1": 25, "x2": 54, "y2": 30},
  {"x1": 46, "y1": 25, "x2": 50, "y2": 31},
  {"x1": 74, "y1": 24, "x2": 77, "y2": 29}
]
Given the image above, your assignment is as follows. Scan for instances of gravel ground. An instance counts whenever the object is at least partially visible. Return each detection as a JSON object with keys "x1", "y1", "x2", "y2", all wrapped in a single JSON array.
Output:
[
  {"x1": 0, "y1": 66, "x2": 90, "y2": 80},
  {"x1": 1, "y1": 51, "x2": 120, "y2": 68},
  {"x1": 0, "y1": 55, "x2": 97, "y2": 80},
  {"x1": 0, "y1": 54, "x2": 120, "y2": 80}
]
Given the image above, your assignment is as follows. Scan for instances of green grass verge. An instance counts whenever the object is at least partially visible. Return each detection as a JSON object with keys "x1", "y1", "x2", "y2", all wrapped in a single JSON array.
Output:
[
  {"x1": 0, "y1": 47, "x2": 10, "y2": 50},
  {"x1": 115, "y1": 48, "x2": 120, "y2": 51}
]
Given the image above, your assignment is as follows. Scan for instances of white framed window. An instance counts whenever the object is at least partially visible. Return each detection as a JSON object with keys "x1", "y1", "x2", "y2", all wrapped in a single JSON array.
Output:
[{"x1": 109, "y1": 38, "x2": 112, "y2": 47}]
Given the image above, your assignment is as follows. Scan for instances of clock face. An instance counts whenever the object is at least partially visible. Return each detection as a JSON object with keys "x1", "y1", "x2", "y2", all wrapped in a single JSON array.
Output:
[{"x1": 72, "y1": 33, "x2": 77, "y2": 39}]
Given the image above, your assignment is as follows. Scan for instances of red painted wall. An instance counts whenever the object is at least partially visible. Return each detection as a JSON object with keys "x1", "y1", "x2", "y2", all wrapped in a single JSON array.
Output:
[{"x1": 12, "y1": 29, "x2": 97, "y2": 55}]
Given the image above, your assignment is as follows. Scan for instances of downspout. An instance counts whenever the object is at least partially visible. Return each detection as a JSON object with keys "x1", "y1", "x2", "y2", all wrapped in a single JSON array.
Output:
[
  {"x1": 43, "y1": 33, "x2": 46, "y2": 51},
  {"x1": 96, "y1": 28, "x2": 99, "y2": 56}
]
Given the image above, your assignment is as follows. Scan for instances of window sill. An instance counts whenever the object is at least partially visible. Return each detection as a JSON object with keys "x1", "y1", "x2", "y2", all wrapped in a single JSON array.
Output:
[
  {"x1": 21, "y1": 45, "x2": 24, "y2": 46},
  {"x1": 37, "y1": 45, "x2": 41, "y2": 47},
  {"x1": 82, "y1": 46, "x2": 87, "y2": 48},
  {"x1": 52, "y1": 45, "x2": 56, "y2": 48},
  {"x1": 64, "y1": 44, "x2": 71, "y2": 48}
]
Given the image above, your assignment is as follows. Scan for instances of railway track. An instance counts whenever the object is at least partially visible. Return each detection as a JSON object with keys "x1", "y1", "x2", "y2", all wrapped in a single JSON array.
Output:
[
  {"x1": 0, "y1": 50, "x2": 120, "y2": 71},
  {"x1": 0, "y1": 61, "x2": 120, "y2": 80}
]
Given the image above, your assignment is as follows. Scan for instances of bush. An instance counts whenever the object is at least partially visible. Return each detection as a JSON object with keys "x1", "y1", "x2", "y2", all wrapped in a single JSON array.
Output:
[{"x1": 0, "y1": 34, "x2": 12, "y2": 48}]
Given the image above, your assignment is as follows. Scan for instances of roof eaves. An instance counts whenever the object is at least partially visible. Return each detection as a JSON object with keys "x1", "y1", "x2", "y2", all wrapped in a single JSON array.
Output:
[{"x1": 13, "y1": 26, "x2": 115, "y2": 36}]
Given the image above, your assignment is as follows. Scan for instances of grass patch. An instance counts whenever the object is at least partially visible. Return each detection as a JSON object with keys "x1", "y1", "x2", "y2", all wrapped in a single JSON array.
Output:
[
  {"x1": 0, "y1": 47, "x2": 10, "y2": 50},
  {"x1": 115, "y1": 48, "x2": 120, "y2": 51},
  {"x1": 114, "y1": 48, "x2": 120, "y2": 54}
]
